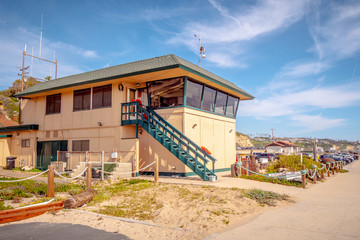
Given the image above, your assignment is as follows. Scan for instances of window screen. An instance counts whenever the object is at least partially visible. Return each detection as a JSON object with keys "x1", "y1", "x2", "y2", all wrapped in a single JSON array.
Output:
[
  {"x1": 226, "y1": 95, "x2": 239, "y2": 117},
  {"x1": 186, "y1": 80, "x2": 203, "y2": 108},
  {"x1": 215, "y1": 91, "x2": 227, "y2": 115},
  {"x1": 148, "y1": 78, "x2": 184, "y2": 108},
  {"x1": 92, "y1": 85, "x2": 112, "y2": 109},
  {"x1": 201, "y1": 86, "x2": 216, "y2": 112},
  {"x1": 72, "y1": 140, "x2": 90, "y2": 151},
  {"x1": 73, "y1": 88, "x2": 91, "y2": 111},
  {"x1": 46, "y1": 94, "x2": 61, "y2": 114}
]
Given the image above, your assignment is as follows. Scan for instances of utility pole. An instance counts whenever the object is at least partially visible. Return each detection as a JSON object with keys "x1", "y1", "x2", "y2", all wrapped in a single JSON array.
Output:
[
  {"x1": 313, "y1": 138, "x2": 318, "y2": 162},
  {"x1": 271, "y1": 129, "x2": 275, "y2": 142}
]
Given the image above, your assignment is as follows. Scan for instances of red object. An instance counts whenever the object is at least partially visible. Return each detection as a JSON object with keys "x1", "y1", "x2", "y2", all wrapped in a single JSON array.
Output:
[
  {"x1": 131, "y1": 99, "x2": 143, "y2": 107},
  {"x1": 201, "y1": 146, "x2": 212, "y2": 155}
]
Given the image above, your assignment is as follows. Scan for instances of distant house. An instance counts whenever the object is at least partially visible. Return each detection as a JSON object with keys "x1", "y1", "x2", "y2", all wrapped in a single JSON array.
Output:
[
  {"x1": 265, "y1": 140, "x2": 299, "y2": 154},
  {"x1": 0, "y1": 114, "x2": 18, "y2": 128}
]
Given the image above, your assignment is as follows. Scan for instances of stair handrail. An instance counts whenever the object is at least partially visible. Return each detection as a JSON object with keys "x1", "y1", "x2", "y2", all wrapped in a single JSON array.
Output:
[
  {"x1": 145, "y1": 106, "x2": 217, "y2": 163},
  {"x1": 137, "y1": 105, "x2": 210, "y2": 164}
]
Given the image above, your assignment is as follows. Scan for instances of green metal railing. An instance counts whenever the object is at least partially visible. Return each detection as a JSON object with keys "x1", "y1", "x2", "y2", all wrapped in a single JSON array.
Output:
[{"x1": 121, "y1": 102, "x2": 217, "y2": 181}]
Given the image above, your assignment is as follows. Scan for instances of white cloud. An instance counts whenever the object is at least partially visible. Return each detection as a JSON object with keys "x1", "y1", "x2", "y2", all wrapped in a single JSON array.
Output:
[
  {"x1": 240, "y1": 82, "x2": 360, "y2": 118},
  {"x1": 308, "y1": 1, "x2": 360, "y2": 60},
  {"x1": 48, "y1": 41, "x2": 99, "y2": 59},
  {"x1": 290, "y1": 114, "x2": 345, "y2": 132},
  {"x1": 169, "y1": 0, "x2": 310, "y2": 67}
]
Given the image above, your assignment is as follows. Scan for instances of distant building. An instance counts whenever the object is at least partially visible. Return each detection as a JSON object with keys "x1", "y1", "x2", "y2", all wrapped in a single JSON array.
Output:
[{"x1": 265, "y1": 140, "x2": 299, "y2": 154}]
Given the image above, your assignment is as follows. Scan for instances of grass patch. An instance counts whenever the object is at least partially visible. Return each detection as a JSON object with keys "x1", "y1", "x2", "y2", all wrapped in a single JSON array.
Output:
[
  {"x1": 0, "y1": 178, "x2": 84, "y2": 201},
  {"x1": 0, "y1": 201, "x2": 13, "y2": 210},
  {"x1": 11, "y1": 167, "x2": 42, "y2": 172},
  {"x1": 244, "y1": 189, "x2": 293, "y2": 207},
  {"x1": 95, "y1": 195, "x2": 163, "y2": 220},
  {"x1": 240, "y1": 174, "x2": 302, "y2": 188},
  {"x1": 339, "y1": 169, "x2": 349, "y2": 173}
]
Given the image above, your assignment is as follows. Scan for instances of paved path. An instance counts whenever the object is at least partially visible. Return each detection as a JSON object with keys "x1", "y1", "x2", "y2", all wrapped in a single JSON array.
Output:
[
  {"x1": 207, "y1": 161, "x2": 360, "y2": 240},
  {"x1": 0, "y1": 222, "x2": 131, "y2": 240}
]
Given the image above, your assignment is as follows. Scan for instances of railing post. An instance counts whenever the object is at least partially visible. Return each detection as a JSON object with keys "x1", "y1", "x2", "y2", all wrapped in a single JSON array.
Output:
[
  {"x1": 301, "y1": 165, "x2": 306, "y2": 189},
  {"x1": 154, "y1": 158, "x2": 159, "y2": 184},
  {"x1": 86, "y1": 163, "x2": 92, "y2": 190},
  {"x1": 47, "y1": 165, "x2": 55, "y2": 197}
]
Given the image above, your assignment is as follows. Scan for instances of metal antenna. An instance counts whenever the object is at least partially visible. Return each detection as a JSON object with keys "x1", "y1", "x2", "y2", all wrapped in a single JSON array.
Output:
[
  {"x1": 39, "y1": 14, "x2": 43, "y2": 58},
  {"x1": 31, "y1": 47, "x2": 34, "y2": 76},
  {"x1": 194, "y1": 34, "x2": 206, "y2": 67}
]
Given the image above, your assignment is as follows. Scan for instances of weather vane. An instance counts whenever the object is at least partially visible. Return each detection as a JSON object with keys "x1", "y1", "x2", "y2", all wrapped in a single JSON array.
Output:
[{"x1": 194, "y1": 34, "x2": 206, "y2": 67}]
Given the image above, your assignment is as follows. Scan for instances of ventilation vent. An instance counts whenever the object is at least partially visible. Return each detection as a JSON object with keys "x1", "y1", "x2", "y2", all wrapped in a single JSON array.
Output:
[
  {"x1": 53, "y1": 131, "x2": 58, "y2": 138},
  {"x1": 45, "y1": 131, "x2": 51, "y2": 138}
]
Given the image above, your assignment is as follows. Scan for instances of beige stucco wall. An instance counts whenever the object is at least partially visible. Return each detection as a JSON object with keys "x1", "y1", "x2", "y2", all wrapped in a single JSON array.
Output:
[
  {"x1": 0, "y1": 138, "x2": 11, "y2": 167},
  {"x1": 16, "y1": 81, "x2": 142, "y2": 169},
  {"x1": 183, "y1": 108, "x2": 236, "y2": 171},
  {"x1": 137, "y1": 107, "x2": 236, "y2": 174},
  {"x1": 14, "y1": 78, "x2": 237, "y2": 174}
]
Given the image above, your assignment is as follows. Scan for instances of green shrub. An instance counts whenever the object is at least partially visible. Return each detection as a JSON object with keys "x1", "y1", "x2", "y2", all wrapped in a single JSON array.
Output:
[{"x1": 266, "y1": 155, "x2": 320, "y2": 173}]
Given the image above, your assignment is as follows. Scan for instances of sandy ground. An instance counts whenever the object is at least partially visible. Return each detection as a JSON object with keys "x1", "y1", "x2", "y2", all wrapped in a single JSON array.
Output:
[{"x1": 1, "y1": 170, "x2": 294, "y2": 240}]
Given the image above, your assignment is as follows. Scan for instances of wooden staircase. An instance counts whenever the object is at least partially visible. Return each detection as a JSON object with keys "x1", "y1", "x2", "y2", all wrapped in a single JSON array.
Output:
[{"x1": 121, "y1": 102, "x2": 217, "y2": 181}]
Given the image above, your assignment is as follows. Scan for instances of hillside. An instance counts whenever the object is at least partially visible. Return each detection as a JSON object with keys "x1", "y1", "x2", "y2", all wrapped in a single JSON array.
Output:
[
  {"x1": 0, "y1": 78, "x2": 39, "y2": 121},
  {"x1": 235, "y1": 132, "x2": 254, "y2": 148}
]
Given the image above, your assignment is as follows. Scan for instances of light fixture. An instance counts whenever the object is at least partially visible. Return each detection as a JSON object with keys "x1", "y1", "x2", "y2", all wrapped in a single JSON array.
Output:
[
  {"x1": 138, "y1": 129, "x2": 143, "y2": 135},
  {"x1": 229, "y1": 129, "x2": 233, "y2": 133},
  {"x1": 136, "y1": 83, "x2": 140, "y2": 87},
  {"x1": 97, "y1": 122, "x2": 103, "y2": 126},
  {"x1": 192, "y1": 124, "x2": 197, "y2": 129}
]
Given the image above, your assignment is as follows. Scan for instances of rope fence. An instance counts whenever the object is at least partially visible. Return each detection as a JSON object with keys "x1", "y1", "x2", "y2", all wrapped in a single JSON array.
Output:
[
  {"x1": 236, "y1": 159, "x2": 344, "y2": 188},
  {"x1": 54, "y1": 167, "x2": 88, "y2": 180},
  {"x1": 99, "y1": 161, "x2": 156, "y2": 175},
  {"x1": 0, "y1": 169, "x2": 49, "y2": 183}
]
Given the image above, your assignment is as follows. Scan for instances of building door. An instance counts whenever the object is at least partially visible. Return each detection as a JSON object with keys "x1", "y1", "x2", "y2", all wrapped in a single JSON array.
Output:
[
  {"x1": 127, "y1": 88, "x2": 138, "y2": 119},
  {"x1": 36, "y1": 141, "x2": 68, "y2": 170}
]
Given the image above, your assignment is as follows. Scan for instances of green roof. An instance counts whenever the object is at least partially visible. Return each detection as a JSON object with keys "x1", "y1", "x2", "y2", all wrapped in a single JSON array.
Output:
[{"x1": 15, "y1": 54, "x2": 254, "y2": 99}]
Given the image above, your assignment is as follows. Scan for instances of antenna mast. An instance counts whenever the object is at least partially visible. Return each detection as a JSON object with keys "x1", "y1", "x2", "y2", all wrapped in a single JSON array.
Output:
[
  {"x1": 194, "y1": 34, "x2": 206, "y2": 67},
  {"x1": 39, "y1": 14, "x2": 43, "y2": 58}
]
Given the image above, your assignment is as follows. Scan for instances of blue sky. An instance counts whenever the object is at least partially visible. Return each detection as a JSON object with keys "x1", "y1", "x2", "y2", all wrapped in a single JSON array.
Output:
[{"x1": 0, "y1": 0, "x2": 360, "y2": 141}]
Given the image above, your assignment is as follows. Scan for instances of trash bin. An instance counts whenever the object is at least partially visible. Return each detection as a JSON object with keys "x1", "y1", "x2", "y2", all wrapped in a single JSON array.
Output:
[
  {"x1": 92, "y1": 167, "x2": 101, "y2": 178},
  {"x1": 6, "y1": 157, "x2": 16, "y2": 170}
]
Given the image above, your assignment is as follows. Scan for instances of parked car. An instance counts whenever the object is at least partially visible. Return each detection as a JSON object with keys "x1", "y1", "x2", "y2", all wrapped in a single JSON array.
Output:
[{"x1": 257, "y1": 153, "x2": 276, "y2": 164}]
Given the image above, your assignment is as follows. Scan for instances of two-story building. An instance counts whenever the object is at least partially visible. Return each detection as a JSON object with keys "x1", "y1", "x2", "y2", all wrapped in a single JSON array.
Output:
[{"x1": 0, "y1": 54, "x2": 254, "y2": 180}]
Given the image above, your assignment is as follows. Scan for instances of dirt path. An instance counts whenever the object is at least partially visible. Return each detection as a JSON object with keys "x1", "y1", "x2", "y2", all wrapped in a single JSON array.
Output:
[{"x1": 208, "y1": 161, "x2": 360, "y2": 239}]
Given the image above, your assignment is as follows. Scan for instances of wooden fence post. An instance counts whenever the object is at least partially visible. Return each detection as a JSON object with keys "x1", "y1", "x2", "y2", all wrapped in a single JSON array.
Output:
[
  {"x1": 321, "y1": 168, "x2": 324, "y2": 179},
  {"x1": 301, "y1": 165, "x2": 306, "y2": 189},
  {"x1": 154, "y1": 158, "x2": 159, "y2": 184},
  {"x1": 56, "y1": 150, "x2": 59, "y2": 171},
  {"x1": 327, "y1": 165, "x2": 330, "y2": 177},
  {"x1": 313, "y1": 169, "x2": 317, "y2": 184},
  {"x1": 336, "y1": 164, "x2": 339, "y2": 173},
  {"x1": 47, "y1": 165, "x2": 54, "y2": 197},
  {"x1": 332, "y1": 164, "x2": 335, "y2": 175},
  {"x1": 101, "y1": 151, "x2": 104, "y2": 181},
  {"x1": 86, "y1": 163, "x2": 92, "y2": 190}
]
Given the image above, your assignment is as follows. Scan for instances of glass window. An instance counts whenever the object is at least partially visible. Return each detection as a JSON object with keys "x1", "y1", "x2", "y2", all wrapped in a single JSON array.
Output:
[
  {"x1": 92, "y1": 85, "x2": 112, "y2": 109},
  {"x1": 215, "y1": 91, "x2": 227, "y2": 115},
  {"x1": 73, "y1": 88, "x2": 91, "y2": 111},
  {"x1": 148, "y1": 78, "x2": 184, "y2": 108},
  {"x1": 72, "y1": 140, "x2": 89, "y2": 151},
  {"x1": 186, "y1": 80, "x2": 203, "y2": 108},
  {"x1": 46, "y1": 94, "x2": 61, "y2": 114},
  {"x1": 21, "y1": 139, "x2": 30, "y2": 148},
  {"x1": 226, "y1": 95, "x2": 239, "y2": 117},
  {"x1": 201, "y1": 86, "x2": 216, "y2": 112}
]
